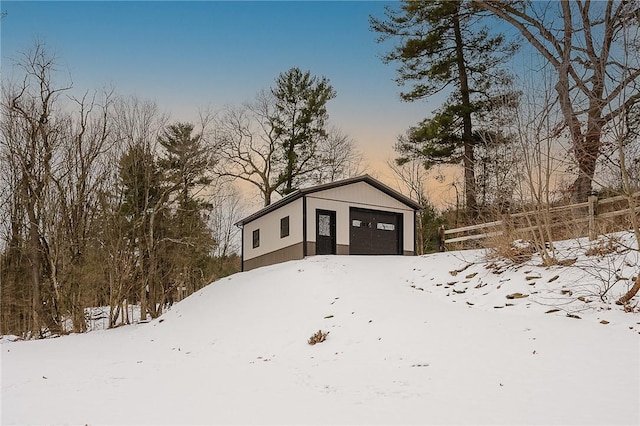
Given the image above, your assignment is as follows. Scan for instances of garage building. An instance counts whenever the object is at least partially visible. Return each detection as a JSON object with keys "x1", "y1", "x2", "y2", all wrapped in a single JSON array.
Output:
[{"x1": 236, "y1": 175, "x2": 422, "y2": 271}]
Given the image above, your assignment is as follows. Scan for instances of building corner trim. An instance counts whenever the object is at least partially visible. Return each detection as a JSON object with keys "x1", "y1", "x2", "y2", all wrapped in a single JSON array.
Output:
[{"x1": 302, "y1": 195, "x2": 307, "y2": 257}]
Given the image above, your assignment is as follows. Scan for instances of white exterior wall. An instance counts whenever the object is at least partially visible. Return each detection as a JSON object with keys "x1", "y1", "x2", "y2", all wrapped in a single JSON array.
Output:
[
  {"x1": 243, "y1": 198, "x2": 303, "y2": 261},
  {"x1": 305, "y1": 182, "x2": 415, "y2": 252}
]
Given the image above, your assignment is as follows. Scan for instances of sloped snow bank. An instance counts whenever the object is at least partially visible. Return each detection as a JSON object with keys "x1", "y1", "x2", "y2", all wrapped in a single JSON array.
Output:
[{"x1": 2, "y1": 236, "x2": 639, "y2": 425}]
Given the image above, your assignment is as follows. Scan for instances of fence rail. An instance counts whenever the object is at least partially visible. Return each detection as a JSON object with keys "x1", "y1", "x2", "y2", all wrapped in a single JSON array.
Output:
[{"x1": 443, "y1": 191, "x2": 640, "y2": 247}]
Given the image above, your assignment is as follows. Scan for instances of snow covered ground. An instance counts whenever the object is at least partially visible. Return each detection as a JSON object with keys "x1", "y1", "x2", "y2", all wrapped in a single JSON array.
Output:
[{"x1": 2, "y1": 233, "x2": 639, "y2": 425}]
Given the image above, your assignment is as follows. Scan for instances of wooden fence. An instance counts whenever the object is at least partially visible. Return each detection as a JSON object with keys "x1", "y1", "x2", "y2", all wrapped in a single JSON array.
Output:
[{"x1": 443, "y1": 191, "x2": 640, "y2": 248}]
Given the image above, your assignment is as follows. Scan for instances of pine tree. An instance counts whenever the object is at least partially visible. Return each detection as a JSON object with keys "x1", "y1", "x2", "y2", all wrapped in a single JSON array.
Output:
[
  {"x1": 157, "y1": 122, "x2": 212, "y2": 210},
  {"x1": 157, "y1": 122, "x2": 215, "y2": 301},
  {"x1": 371, "y1": 0, "x2": 517, "y2": 217},
  {"x1": 118, "y1": 143, "x2": 162, "y2": 318},
  {"x1": 270, "y1": 67, "x2": 337, "y2": 195}
]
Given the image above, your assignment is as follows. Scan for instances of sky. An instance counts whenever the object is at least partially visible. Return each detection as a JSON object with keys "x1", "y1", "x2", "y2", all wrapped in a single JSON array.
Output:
[{"x1": 1, "y1": 0, "x2": 453, "y2": 202}]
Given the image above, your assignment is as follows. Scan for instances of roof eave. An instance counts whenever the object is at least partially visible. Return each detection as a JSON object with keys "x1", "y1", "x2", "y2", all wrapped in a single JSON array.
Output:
[{"x1": 235, "y1": 175, "x2": 422, "y2": 226}]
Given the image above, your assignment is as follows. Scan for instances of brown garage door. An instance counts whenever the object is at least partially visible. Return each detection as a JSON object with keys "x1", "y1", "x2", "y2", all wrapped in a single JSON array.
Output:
[{"x1": 349, "y1": 207, "x2": 402, "y2": 255}]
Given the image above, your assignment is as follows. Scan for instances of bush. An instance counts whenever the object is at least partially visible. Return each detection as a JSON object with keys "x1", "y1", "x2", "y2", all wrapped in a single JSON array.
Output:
[
  {"x1": 585, "y1": 236, "x2": 621, "y2": 257},
  {"x1": 488, "y1": 239, "x2": 535, "y2": 264},
  {"x1": 307, "y1": 329, "x2": 329, "y2": 345}
]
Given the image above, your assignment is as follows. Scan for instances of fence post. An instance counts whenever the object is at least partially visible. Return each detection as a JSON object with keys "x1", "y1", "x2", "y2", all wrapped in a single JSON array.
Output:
[
  {"x1": 588, "y1": 194, "x2": 598, "y2": 241},
  {"x1": 437, "y1": 225, "x2": 446, "y2": 252}
]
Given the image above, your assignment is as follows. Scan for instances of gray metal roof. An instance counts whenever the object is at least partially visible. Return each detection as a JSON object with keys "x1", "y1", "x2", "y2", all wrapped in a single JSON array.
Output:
[{"x1": 235, "y1": 175, "x2": 422, "y2": 226}]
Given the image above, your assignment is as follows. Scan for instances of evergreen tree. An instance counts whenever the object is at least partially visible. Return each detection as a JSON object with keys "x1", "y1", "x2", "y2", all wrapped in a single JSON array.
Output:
[
  {"x1": 118, "y1": 143, "x2": 162, "y2": 318},
  {"x1": 119, "y1": 143, "x2": 161, "y2": 220},
  {"x1": 270, "y1": 67, "x2": 336, "y2": 195},
  {"x1": 157, "y1": 122, "x2": 215, "y2": 300},
  {"x1": 157, "y1": 122, "x2": 212, "y2": 210},
  {"x1": 371, "y1": 0, "x2": 517, "y2": 217},
  {"x1": 109, "y1": 122, "x2": 218, "y2": 323}
]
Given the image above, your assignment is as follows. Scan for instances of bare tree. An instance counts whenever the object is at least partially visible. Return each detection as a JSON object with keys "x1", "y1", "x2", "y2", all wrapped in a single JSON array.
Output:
[
  {"x1": 1, "y1": 43, "x2": 120, "y2": 336},
  {"x1": 387, "y1": 159, "x2": 448, "y2": 254},
  {"x1": 110, "y1": 96, "x2": 168, "y2": 321},
  {"x1": 388, "y1": 159, "x2": 430, "y2": 213},
  {"x1": 310, "y1": 126, "x2": 367, "y2": 184},
  {"x1": 472, "y1": 92, "x2": 521, "y2": 215},
  {"x1": 209, "y1": 182, "x2": 244, "y2": 259},
  {"x1": 389, "y1": 159, "x2": 429, "y2": 254},
  {"x1": 49, "y1": 89, "x2": 114, "y2": 332},
  {"x1": 508, "y1": 67, "x2": 568, "y2": 265},
  {"x1": 476, "y1": 0, "x2": 640, "y2": 202},
  {"x1": 0, "y1": 43, "x2": 72, "y2": 336},
  {"x1": 0, "y1": 44, "x2": 233, "y2": 337},
  {"x1": 597, "y1": 20, "x2": 640, "y2": 305},
  {"x1": 215, "y1": 72, "x2": 362, "y2": 207},
  {"x1": 214, "y1": 93, "x2": 280, "y2": 207}
]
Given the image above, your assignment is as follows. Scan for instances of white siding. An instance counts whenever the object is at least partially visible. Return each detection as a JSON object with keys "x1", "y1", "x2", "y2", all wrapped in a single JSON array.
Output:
[
  {"x1": 243, "y1": 198, "x2": 303, "y2": 261},
  {"x1": 305, "y1": 182, "x2": 415, "y2": 252}
]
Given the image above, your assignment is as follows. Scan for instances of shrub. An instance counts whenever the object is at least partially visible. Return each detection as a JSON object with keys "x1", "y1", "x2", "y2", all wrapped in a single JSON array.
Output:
[
  {"x1": 308, "y1": 329, "x2": 329, "y2": 345},
  {"x1": 488, "y1": 239, "x2": 535, "y2": 264},
  {"x1": 585, "y1": 236, "x2": 621, "y2": 257}
]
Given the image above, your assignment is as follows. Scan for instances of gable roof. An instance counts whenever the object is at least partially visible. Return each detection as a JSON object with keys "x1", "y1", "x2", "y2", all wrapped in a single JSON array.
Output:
[{"x1": 235, "y1": 175, "x2": 422, "y2": 226}]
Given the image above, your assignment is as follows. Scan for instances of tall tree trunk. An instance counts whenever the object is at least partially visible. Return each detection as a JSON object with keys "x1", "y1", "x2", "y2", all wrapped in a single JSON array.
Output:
[
  {"x1": 571, "y1": 136, "x2": 599, "y2": 203},
  {"x1": 26, "y1": 204, "x2": 43, "y2": 337},
  {"x1": 263, "y1": 189, "x2": 272, "y2": 207},
  {"x1": 475, "y1": 0, "x2": 640, "y2": 204},
  {"x1": 452, "y1": 7, "x2": 478, "y2": 218},
  {"x1": 284, "y1": 136, "x2": 297, "y2": 195}
]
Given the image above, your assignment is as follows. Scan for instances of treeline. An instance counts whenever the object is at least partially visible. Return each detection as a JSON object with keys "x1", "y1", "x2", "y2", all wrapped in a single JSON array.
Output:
[
  {"x1": 0, "y1": 45, "x2": 225, "y2": 337},
  {"x1": 0, "y1": 44, "x2": 363, "y2": 338},
  {"x1": 374, "y1": 0, "x2": 640, "y2": 228}
]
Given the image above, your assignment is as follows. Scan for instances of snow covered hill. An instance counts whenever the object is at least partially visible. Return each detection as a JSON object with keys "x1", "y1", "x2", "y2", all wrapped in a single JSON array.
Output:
[{"x1": 2, "y1": 234, "x2": 640, "y2": 425}]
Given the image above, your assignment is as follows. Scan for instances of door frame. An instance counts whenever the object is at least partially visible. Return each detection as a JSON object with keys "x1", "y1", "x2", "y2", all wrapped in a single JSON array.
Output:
[{"x1": 315, "y1": 209, "x2": 336, "y2": 255}]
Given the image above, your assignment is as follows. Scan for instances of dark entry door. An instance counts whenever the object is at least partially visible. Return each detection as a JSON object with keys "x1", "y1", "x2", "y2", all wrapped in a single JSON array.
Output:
[
  {"x1": 350, "y1": 208, "x2": 402, "y2": 255},
  {"x1": 316, "y1": 209, "x2": 336, "y2": 255}
]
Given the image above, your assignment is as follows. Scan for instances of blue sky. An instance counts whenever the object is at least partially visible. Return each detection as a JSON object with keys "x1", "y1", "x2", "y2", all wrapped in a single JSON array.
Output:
[{"x1": 1, "y1": 0, "x2": 435, "y2": 177}]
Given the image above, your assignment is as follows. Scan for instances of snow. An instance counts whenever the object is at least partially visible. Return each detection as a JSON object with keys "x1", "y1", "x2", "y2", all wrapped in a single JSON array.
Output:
[{"x1": 2, "y1": 233, "x2": 640, "y2": 425}]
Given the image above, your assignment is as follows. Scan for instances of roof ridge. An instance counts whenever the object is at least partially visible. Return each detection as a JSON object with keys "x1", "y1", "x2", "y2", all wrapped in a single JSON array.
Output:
[{"x1": 235, "y1": 175, "x2": 421, "y2": 226}]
